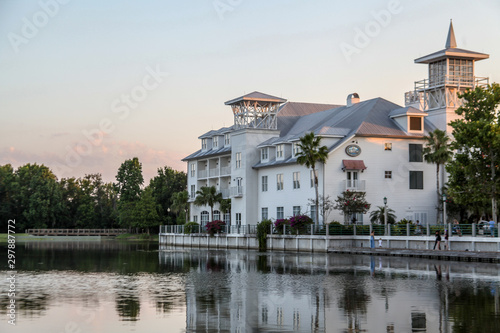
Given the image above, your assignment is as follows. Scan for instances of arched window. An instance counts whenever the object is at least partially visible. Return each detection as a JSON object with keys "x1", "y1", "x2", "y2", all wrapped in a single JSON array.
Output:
[
  {"x1": 213, "y1": 210, "x2": 221, "y2": 221},
  {"x1": 201, "y1": 211, "x2": 210, "y2": 225}
]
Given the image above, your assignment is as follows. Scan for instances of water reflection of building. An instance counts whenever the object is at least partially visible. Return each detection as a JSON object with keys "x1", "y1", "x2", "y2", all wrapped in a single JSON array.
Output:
[
  {"x1": 158, "y1": 247, "x2": 500, "y2": 333},
  {"x1": 159, "y1": 249, "x2": 326, "y2": 332}
]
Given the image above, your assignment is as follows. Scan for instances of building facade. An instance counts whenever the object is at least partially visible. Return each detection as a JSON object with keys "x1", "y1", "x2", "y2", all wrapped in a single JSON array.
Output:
[{"x1": 183, "y1": 22, "x2": 490, "y2": 227}]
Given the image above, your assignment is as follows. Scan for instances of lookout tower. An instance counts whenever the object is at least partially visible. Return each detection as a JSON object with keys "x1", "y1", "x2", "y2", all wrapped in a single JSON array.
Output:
[
  {"x1": 405, "y1": 21, "x2": 489, "y2": 131},
  {"x1": 225, "y1": 91, "x2": 287, "y2": 130}
]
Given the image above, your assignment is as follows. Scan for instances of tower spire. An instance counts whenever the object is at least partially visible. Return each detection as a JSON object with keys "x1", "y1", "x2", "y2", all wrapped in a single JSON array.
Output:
[{"x1": 445, "y1": 19, "x2": 457, "y2": 49}]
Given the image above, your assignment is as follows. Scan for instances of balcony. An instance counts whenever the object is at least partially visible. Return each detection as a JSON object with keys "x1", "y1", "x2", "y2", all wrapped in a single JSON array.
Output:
[
  {"x1": 220, "y1": 188, "x2": 230, "y2": 199},
  {"x1": 220, "y1": 166, "x2": 231, "y2": 176},
  {"x1": 343, "y1": 180, "x2": 365, "y2": 191},
  {"x1": 209, "y1": 168, "x2": 219, "y2": 177},
  {"x1": 230, "y1": 186, "x2": 243, "y2": 198}
]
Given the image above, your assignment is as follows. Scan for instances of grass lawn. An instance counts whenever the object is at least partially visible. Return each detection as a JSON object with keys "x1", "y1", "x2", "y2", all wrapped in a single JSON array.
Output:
[{"x1": 0, "y1": 233, "x2": 28, "y2": 241}]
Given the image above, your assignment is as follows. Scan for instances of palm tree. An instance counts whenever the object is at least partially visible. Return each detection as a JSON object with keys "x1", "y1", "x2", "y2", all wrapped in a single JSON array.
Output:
[
  {"x1": 219, "y1": 198, "x2": 231, "y2": 224},
  {"x1": 369, "y1": 206, "x2": 396, "y2": 224},
  {"x1": 296, "y1": 132, "x2": 329, "y2": 225},
  {"x1": 171, "y1": 191, "x2": 189, "y2": 224},
  {"x1": 194, "y1": 186, "x2": 223, "y2": 222},
  {"x1": 423, "y1": 129, "x2": 452, "y2": 223}
]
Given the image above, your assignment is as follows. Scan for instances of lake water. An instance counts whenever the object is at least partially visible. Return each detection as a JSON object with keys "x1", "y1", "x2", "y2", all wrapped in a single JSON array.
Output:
[{"x1": 1, "y1": 240, "x2": 500, "y2": 333}]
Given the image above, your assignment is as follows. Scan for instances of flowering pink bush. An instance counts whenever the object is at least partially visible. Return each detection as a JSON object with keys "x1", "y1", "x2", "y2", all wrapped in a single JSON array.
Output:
[
  {"x1": 274, "y1": 219, "x2": 289, "y2": 234},
  {"x1": 289, "y1": 215, "x2": 313, "y2": 234},
  {"x1": 205, "y1": 220, "x2": 225, "y2": 235}
]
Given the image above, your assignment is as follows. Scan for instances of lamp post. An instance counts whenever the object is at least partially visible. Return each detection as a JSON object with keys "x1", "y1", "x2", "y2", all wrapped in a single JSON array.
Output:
[
  {"x1": 442, "y1": 193, "x2": 447, "y2": 225},
  {"x1": 384, "y1": 196, "x2": 388, "y2": 235}
]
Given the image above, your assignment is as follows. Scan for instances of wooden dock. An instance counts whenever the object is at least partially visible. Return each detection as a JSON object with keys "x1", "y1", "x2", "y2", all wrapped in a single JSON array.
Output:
[
  {"x1": 328, "y1": 247, "x2": 500, "y2": 263},
  {"x1": 26, "y1": 229, "x2": 128, "y2": 236}
]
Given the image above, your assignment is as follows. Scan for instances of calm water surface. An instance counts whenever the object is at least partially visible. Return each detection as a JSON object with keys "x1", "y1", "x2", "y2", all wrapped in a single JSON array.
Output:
[{"x1": 1, "y1": 240, "x2": 500, "y2": 332}]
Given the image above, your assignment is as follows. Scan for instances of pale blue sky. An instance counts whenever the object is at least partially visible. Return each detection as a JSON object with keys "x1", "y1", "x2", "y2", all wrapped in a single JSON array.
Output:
[{"x1": 1, "y1": 0, "x2": 499, "y2": 182}]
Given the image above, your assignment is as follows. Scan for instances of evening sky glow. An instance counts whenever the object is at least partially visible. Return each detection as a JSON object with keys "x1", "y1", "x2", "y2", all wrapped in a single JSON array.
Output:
[{"x1": 1, "y1": 0, "x2": 499, "y2": 182}]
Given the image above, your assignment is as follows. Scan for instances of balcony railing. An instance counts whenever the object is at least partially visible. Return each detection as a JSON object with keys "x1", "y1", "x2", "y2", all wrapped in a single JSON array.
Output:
[
  {"x1": 220, "y1": 166, "x2": 231, "y2": 176},
  {"x1": 230, "y1": 186, "x2": 243, "y2": 197},
  {"x1": 198, "y1": 169, "x2": 208, "y2": 178},
  {"x1": 220, "y1": 188, "x2": 230, "y2": 199},
  {"x1": 209, "y1": 168, "x2": 219, "y2": 177},
  {"x1": 413, "y1": 76, "x2": 488, "y2": 91},
  {"x1": 343, "y1": 180, "x2": 365, "y2": 191}
]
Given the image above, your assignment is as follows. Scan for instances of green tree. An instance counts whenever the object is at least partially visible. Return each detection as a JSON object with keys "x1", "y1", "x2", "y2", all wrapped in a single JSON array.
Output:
[
  {"x1": 194, "y1": 186, "x2": 222, "y2": 223},
  {"x1": 116, "y1": 157, "x2": 144, "y2": 228},
  {"x1": 0, "y1": 164, "x2": 16, "y2": 230},
  {"x1": 333, "y1": 190, "x2": 371, "y2": 224},
  {"x1": 423, "y1": 129, "x2": 452, "y2": 223},
  {"x1": 449, "y1": 83, "x2": 500, "y2": 222},
  {"x1": 13, "y1": 163, "x2": 62, "y2": 230},
  {"x1": 369, "y1": 206, "x2": 396, "y2": 224},
  {"x1": 219, "y1": 198, "x2": 231, "y2": 223},
  {"x1": 171, "y1": 190, "x2": 189, "y2": 224},
  {"x1": 131, "y1": 186, "x2": 161, "y2": 234},
  {"x1": 149, "y1": 166, "x2": 187, "y2": 224},
  {"x1": 296, "y1": 132, "x2": 329, "y2": 225}
]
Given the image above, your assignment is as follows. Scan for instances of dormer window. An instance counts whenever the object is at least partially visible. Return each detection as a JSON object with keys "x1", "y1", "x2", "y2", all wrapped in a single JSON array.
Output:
[
  {"x1": 213, "y1": 136, "x2": 218, "y2": 149},
  {"x1": 276, "y1": 144, "x2": 284, "y2": 159},
  {"x1": 409, "y1": 117, "x2": 423, "y2": 131},
  {"x1": 224, "y1": 133, "x2": 230, "y2": 146},
  {"x1": 261, "y1": 148, "x2": 268, "y2": 161},
  {"x1": 293, "y1": 143, "x2": 302, "y2": 157},
  {"x1": 202, "y1": 138, "x2": 207, "y2": 150}
]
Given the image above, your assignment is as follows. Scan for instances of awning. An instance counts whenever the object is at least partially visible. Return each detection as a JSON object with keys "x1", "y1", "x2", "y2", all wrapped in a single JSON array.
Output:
[{"x1": 342, "y1": 160, "x2": 367, "y2": 171}]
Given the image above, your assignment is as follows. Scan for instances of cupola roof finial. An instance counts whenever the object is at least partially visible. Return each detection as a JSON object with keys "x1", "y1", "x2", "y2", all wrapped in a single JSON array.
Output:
[{"x1": 446, "y1": 19, "x2": 457, "y2": 49}]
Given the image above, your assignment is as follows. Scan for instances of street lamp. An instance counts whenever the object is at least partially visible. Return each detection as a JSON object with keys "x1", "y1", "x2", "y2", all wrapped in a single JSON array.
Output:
[
  {"x1": 442, "y1": 193, "x2": 447, "y2": 225},
  {"x1": 383, "y1": 197, "x2": 388, "y2": 235}
]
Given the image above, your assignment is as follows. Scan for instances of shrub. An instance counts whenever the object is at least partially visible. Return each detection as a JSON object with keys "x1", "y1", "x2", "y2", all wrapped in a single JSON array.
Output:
[
  {"x1": 289, "y1": 215, "x2": 313, "y2": 234},
  {"x1": 206, "y1": 220, "x2": 225, "y2": 235},
  {"x1": 256, "y1": 219, "x2": 273, "y2": 251},
  {"x1": 184, "y1": 222, "x2": 199, "y2": 234},
  {"x1": 274, "y1": 219, "x2": 290, "y2": 234}
]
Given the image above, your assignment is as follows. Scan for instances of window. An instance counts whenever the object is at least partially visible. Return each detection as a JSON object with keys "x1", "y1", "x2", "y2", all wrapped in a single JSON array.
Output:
[
  {"x1": 190, "y1": 185, "x2": 196, "y2": 199},
  {"x1": 385, "y1": 171, "x2": 392, "y2": 179},
  {"x1": 384, "y1": 143, "x2": 392, "y2": 151},
  {"x1": 213, "y1": 136, "x2": 218, "y2": 148},
  {"x1": 409, "y1": 144, "x2": 423, "y2": 162},
  {"x1": 310, "y1": 205, "x2": 316, "y2": 223},
  {"x1": 293, "y1": 206, "x2": 301, "y2": 216},
  {"x1": 409, "y1": 117, "x2": 422, "y2": 131},
  {"x1": 277, "y1": 174, "x2": 284, "y2": 191},
  {"x1": 346, "y1": 171, "x2": 358, "y2": 188},
  {"x1": 235, "y1": 152, "x2": 241, "y2": 168},
  {"x1": 310, "y1": 170, "x2": 317, "y2": 188},
  {"x1": 262, "y1": 207, "x2": 268, "y2": 220},
  {"x1": 293, "y1": 143, "x2": 301, "y2": 156},
  {"x1": 201, "y1": 138, "x2": 207, "y2": 150},
  {"x1": 224, "y1": 212, "x2": 230, "y2": 224},
  {"x1": 193, "y1": 215, "x2": 198, "y2": 223},
  {"x1": 410, "y1": 171, "x2": 424, "y2": 189},
  {"x1": 201, "y1": 211, "x2": 210, "y2": 225},
  {"x1": 276, "y1": 144, "x2": 284, "y2": 158},
  {"x1": 190, "y1": 163, "x2": 196, "y2": 177},
  {"x1": 262, "y1": 176, "x2": 268, "y2": 192},
  {"x1": 261, "y1": 148, "x2": 268, "y2": 161},
  {"x1": 276, "y1": 207, "x2": 284, "y2": 220},
  {"x1": 236, "y1": 213, "x2": 242, "y2": 226},
  {"x1": 224, "y1": 133, "x2": 230, "y2": 146},
  {"x1": 293, "y1": 172, "x2": 300, "y2": 189},
  {"x1": 213, "y1": 210, "x2": 220, "y2": 221}
]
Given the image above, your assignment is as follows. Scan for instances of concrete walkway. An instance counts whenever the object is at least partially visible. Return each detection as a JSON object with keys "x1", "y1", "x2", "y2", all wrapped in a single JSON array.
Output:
[{"x1": 328, "y1": 247, "x2": 500, "y2": 263}]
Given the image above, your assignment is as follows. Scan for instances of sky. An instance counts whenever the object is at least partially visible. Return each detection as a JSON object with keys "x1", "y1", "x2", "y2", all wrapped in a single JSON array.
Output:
[{"x1": 1, "y1": 0, "x2": 499, "y2": 183}]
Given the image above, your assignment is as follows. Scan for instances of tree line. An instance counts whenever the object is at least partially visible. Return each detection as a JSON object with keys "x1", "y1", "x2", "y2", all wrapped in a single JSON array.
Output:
[{"x1": 0, "y1": 157, "x2": 187, "y2": 233}]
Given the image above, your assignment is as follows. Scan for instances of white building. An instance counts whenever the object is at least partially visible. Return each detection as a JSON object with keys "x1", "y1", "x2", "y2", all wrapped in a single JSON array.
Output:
[{"x1": 183, "y1": 22, "x2": 490, "y2": 226}]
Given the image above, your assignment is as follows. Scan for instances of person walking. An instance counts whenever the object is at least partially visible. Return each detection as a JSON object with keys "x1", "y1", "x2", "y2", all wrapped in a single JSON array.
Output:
[
  {"x1": 433, "y1": 230, "x2": 441, "y2": 250},
  {"x1": 489, "y1": 219, "x2": 495, "y2": 237},
  {"x1": 443, "y1": 230, "x2": 449, "y2": 250},
  {"x1": 370, "y1": 230, "x2": 375, "y2": 249}
]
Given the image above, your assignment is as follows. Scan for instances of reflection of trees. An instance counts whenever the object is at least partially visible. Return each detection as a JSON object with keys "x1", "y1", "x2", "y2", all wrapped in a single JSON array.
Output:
[
  {"x1": 337, "y1": 276, "x2": 370, "y2": 332},
  {"x1": 0, "y1": 293, "x2": 50, "y2": 318},
  {"x1": 115, "y1": 293, "x2": 141, "y2": 321},
  {"x1": 447, "y1": 284, "x2": 500, "y2": 333}
]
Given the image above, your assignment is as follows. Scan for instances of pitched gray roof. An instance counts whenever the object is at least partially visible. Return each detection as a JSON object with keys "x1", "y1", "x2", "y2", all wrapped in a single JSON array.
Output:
[{"x1": 224, "y1": 91, "x2": 287, "y2": 105}]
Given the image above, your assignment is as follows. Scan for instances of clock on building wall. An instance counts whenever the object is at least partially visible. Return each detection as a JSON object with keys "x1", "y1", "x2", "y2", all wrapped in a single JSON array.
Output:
[{"x1": 345, "y1": 144, "x2": 361, "y2": 157}]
